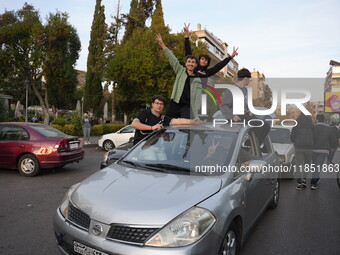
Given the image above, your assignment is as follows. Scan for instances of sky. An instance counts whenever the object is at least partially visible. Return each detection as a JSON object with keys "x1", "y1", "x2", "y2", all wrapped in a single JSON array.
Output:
[{"x1": 1, "y1": 0, "x2": 340, "y2": 101}]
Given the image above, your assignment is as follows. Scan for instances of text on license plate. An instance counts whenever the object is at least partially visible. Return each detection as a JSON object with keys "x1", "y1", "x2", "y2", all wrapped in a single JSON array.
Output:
[
  {"x1": 70, "y1": 143, "x2": 79, "y2": 149},
  {"x1": 74, "y1": 241, "x2": 109, "y2": 255}
]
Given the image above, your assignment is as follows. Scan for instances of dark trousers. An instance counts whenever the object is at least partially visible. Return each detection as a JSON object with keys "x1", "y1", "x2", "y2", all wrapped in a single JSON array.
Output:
[
  {"x1": 166, "y1": 100, "x2": 192, "y2": 119},
  {"x1": 311, "y1": 152, "x2": 328, "y2": 185},
  {"x1": 294, "y1": 148, "x2": 313, "y2": 184}
]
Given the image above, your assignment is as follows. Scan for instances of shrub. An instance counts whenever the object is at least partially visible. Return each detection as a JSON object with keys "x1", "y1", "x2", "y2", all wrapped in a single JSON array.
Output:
[
  {"x1": 63, "y1": 124, "x2": 75, "y2": 135},
  {"x1": 71, "y1": 111, "x2": 83, "y2": 136},
  {"x1": 91, "y1": 125, "x2": 104, "y2": 136},
  {"x1": 51, "y1": 117, "x2": 67, "y2": 127}
]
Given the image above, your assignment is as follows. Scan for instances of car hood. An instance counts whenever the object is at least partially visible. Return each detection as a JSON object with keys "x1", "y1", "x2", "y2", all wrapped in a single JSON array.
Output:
[
  {"x1": 272, "y1": 143, "x2": 293, "y2": 155},
  {"x1": 71, "y1": 164, "x2": 221, "y2": 225}
]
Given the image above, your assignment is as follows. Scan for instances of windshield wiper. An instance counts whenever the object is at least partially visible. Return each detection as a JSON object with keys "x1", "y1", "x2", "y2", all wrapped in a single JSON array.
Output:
[
  {"x1": 145, "y1": 163, "x2": 190, "y2": 172},
  {"x1": 121, "y1": 160, "x2": 166, "y2": 172}
]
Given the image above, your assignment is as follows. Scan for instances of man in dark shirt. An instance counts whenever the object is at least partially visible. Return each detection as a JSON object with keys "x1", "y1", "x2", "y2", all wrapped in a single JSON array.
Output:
[
  {"x1": 220, "y1": 68, "x2": 270, "y2": 146},
  {"x1": 131, "y1": 95, "x2": 200, "y2": 145}
]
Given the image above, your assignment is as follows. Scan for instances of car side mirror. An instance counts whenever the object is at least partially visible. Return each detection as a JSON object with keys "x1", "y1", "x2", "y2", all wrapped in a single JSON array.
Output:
[
  {"x1": 128, "y1": 137, "x2": 134, "y2": 143},
  {"x1": 243, "y1": 160, "x2": 267, "y2": 181}
]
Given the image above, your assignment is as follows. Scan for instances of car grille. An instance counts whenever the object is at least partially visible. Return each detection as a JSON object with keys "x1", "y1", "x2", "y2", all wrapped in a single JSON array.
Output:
[
  {"x1": 68, "y1": 203, "x2": 91, "y2": 230},
  {"x1": 106, "y1": 225, "x2": 159, "y2": 245}
]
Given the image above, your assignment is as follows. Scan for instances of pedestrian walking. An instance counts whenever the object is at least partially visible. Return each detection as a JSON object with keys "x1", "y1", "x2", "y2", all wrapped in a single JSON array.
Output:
[
  {"x1": 290, "y1": 113, "x2": 314, "y2": 190},
  {"x1": 311, "y1": 114, "x2": 338, "y2": 190},
  {"x1": 82, "y1": 112, "x2": 92, "y2": 145},
  {"x1": 327, "y1": 122, "x2": 339, "y2": 164}
]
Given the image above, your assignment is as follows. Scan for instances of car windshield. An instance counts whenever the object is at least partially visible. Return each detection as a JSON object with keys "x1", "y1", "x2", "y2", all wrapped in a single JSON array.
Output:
[
  {"x1": 269, "y1": 128, "x2": 291, "y2": 144},
  {"x1": 120, "y1": 129, "x2": 237, "y2": 174},
  {"x1": 29, "y1": 125, "x2": 68, "y2": 138}
]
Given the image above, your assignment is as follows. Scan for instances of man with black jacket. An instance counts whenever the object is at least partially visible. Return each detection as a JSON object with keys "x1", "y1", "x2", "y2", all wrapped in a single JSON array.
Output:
[
  {"x1": 290, "y1": 113, "x2": 314, "y2": 190},
  {"x1": 311, "y1": 114, "x2": 338, "y2": 190}
]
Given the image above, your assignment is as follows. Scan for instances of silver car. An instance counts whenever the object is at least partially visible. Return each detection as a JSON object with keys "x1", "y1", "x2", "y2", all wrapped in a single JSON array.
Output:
[{"x1": 54, "y1": 125, "x2": 280, "y2": 255}]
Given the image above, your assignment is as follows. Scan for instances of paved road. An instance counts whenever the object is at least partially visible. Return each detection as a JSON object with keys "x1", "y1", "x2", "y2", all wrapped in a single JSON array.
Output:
[{"x1": 0, "y1": 147, "x2": 339, "y2": 255}]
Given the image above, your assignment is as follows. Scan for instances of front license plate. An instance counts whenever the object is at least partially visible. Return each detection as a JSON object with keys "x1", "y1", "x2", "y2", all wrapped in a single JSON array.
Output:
[
  {"x1": 73, "y1": 241, "x2": 109, "y2": 255},
  {"x1": 70, "y1": 143, "x2": 79, "y2": 149}
]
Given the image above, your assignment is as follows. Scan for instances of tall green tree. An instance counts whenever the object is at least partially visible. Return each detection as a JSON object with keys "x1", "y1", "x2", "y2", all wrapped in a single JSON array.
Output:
[
  {"x1": 107, "y1": 0, "x2": 208, "y2": 120},
  {"x1": 84, "y1": 0, "x2": 106, "y2": 116},
  {"x1": 44, "y1": 12, "x2": 81, "y2": 112},
  {"x1": 0, "y1": 4, "x2": 48, "y2": 123}
]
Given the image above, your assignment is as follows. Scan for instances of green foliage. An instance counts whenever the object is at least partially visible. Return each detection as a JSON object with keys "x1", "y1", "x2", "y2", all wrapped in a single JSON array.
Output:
[
  {"x1": 84, "y1": 0, "x2": 106, "y2": 117},
  {"x1": 51, "y1": 117, "x2": 68, "y2": 126},
  {"x1": 91, "y1": 123, "x2": 126, "y2": 136},
  {"x1": 44, "y1": 12, "x2": 81, "y2": 110},
  {"x1": 71, "y1": 111, "x2": 83, "y2": 136},
  {"x1": 0, "y1": 98, "x2": 7, "y2": 122}
]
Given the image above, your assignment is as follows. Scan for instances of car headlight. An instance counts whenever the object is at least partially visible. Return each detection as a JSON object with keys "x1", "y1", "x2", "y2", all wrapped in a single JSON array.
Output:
[
  {"x1": 59, "y1": 183, "x2": 81, "y2": 219},
  {"x1": 145, "y1": 207, "x2": 216, "y2": 247},
  {"x1": 279, "y1": 155, "x2": 286, "y2": 163}
]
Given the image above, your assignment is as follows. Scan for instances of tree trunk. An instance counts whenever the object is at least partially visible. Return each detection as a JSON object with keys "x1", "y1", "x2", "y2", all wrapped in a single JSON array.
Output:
[{"x1": 31, "y1": 79, "x2": 50, "y2": 125}]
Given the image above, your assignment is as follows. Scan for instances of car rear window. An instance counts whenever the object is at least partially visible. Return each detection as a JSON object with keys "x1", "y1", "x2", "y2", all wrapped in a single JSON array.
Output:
[
  {"x1": 269, "y1": 128, "x2": 291, "y2": 144},
  {"x1": 29, "y1": 125, "x2": 67, "y2": 138}
]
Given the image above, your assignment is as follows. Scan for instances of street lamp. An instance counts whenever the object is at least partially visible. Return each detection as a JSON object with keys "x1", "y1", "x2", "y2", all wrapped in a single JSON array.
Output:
[{"x1": 24, "y1": 79, "x2": 29, "y2": 122}]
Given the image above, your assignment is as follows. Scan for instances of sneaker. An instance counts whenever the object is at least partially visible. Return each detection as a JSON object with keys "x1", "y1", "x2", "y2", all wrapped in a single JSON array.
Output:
[
  {"x1": 311, "y1": 184, "x2": 318, "y2": 190},
  {"x1": 296, "y1": 184, "x2": 303, "y2": 190}
]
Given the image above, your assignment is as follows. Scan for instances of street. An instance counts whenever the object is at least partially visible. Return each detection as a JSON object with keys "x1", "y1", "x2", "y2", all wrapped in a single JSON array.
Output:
[{"x1": 0, "y1": 147, "x2": 339, "y2": 255}]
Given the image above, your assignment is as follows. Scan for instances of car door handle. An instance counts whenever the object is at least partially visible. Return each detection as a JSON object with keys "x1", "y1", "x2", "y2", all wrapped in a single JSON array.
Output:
[{"x1": 17, "y1": 145, "x2": 24, "y2": 148}]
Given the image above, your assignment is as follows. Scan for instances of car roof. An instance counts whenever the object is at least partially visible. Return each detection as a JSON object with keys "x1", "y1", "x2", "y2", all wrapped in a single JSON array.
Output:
[{"x1": 0, "y1": 122, "x2": 45, "y2": 127}]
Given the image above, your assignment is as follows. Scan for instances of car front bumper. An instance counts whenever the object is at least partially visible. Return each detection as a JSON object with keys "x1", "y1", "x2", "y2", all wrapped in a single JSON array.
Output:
[{"x1": 53, "y1": 208, "x2": 223, "y2": 255}]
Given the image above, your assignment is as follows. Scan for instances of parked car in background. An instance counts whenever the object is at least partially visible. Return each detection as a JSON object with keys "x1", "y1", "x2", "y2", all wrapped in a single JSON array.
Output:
[
  {"x1": 98, "y1": 125, "x2": 135, "y2": 151},
  {"x1": 100, "y1": 139, "x2": 134, "y2": 169},
  {"x1": 269, "y1": 126, "x2": 294, "y2": 178},
  {"x1": 0, "y1": 122, "x2": 84, "y2": 177},
  {"x1": 54, "y1": 124, "x2": 280, "y2": 255}
]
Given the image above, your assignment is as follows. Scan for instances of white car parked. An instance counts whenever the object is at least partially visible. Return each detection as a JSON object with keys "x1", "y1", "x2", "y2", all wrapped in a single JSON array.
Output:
[
  {"x1": 98, "y1": 125, "x2": 135, "y2": 151},
  {"x1": 269, "y1": 126, "x2": 295, "y2": 178}
]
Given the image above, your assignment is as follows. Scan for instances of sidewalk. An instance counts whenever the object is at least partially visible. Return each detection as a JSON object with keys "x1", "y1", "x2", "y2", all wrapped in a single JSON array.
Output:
[{"x1": 81, "y1": 136, "x2": 100, "y2": 148}]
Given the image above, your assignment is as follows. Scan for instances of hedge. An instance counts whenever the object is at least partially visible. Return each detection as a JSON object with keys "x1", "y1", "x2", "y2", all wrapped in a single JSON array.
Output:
[{"x1": 51, "y1": 123, "x2": 127, "y2": 136}]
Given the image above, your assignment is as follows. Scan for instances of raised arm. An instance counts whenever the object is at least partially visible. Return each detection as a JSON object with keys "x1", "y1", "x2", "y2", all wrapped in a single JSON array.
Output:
[
  {"x1": 204, "y1": 46, "x2": 239, "y2": 77},
  {"x1": 155, "y1": 33, "x2": 166, "y2": 50},
  {"x1": 184, "y1": 23, "x2": 192, "y2": 56},
  {"x1": 156, "y1": 33, "x2": 184, "y2": 74}
]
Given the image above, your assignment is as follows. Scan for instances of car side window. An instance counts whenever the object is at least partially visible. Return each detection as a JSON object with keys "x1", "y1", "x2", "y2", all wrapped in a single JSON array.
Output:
[
  {"x1": 261, "y1": 136, "x2": 273, "y2": 158},
  {"x1": 0, "y1": 126, "x2": 29, "y2": 141},
  {"x1": 234, "y1": 130, "x2": 261, "y2": 177},
  {"x1": 120, "y1": 126, "x2": 135, "y2": 134}
]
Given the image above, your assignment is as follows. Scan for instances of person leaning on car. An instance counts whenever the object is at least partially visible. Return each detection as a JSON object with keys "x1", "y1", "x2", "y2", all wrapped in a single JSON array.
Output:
[{"x1": 131, "y1": 95, "x2": 201, "y2": 145}]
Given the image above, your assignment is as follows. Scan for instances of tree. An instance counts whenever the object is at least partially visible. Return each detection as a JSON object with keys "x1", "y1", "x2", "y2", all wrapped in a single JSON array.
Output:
[
  {"x1": 107, "y1": 0, "x2": 208, "y2": 121},
  {"x1": 84, "y1": 0, "x2": 107, "y2": 116},
  {"x1": 43, "y1": 12, "x2": 81, "y2": 112},
  {"x1": 263, "y1": 84, "x2": 273, "y2": 109},
  {"x1": 0, "y1": 4, "x2": 48, "y2": 123}
]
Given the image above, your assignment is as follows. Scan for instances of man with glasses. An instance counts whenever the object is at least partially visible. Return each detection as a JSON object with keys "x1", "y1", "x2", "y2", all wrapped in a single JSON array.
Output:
[{"x1": 131, "y1": 95, "x2": 200, "y2": 145}]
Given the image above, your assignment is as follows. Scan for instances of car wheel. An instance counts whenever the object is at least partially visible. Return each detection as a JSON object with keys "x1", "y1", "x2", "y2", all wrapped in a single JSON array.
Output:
[
  {"x1": 269, "y1": 178, "x2": 280, "y2": 209},
  {"x1": 220, "y1": 222, "x2": 240, "y2": 255},
  {"x1": 103, "y1": 140, "x2": 115, "y2": 151},
  {"x1": 18, "y1": 154, "x2": 40, "y2": 177}
]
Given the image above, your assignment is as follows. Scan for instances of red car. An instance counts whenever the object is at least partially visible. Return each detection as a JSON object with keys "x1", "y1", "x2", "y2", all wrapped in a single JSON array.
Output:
[{"x1": 0, "y1": 122, "x2": 85, "y2": 177}]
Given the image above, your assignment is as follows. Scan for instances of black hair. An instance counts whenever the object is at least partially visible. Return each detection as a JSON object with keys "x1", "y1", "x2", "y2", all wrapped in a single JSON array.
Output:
[
  {"x1": 237, "y1": 68, "x2": 251, "y2": 79},
  {"x1": 186, "y1": 55, "x2": 198, "y2": 64},
  {"x1": 151, "y1": 95, "x2": 166, "y2": 105},
  {"x1": 316, "y1": 114, "x2": 325, "y2": 123},
  {"x1": 198, "y1": 54, "x2": 211, "y2": 67}
]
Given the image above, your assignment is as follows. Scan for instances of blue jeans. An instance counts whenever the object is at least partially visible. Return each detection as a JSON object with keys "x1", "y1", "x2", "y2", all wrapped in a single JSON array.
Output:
[
  {"x1": 84, "y1": 127, "x2": 91, "y2": 142},
  {"x1": 311, "y1": 152, "x2": 328, "y2": 185}
]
